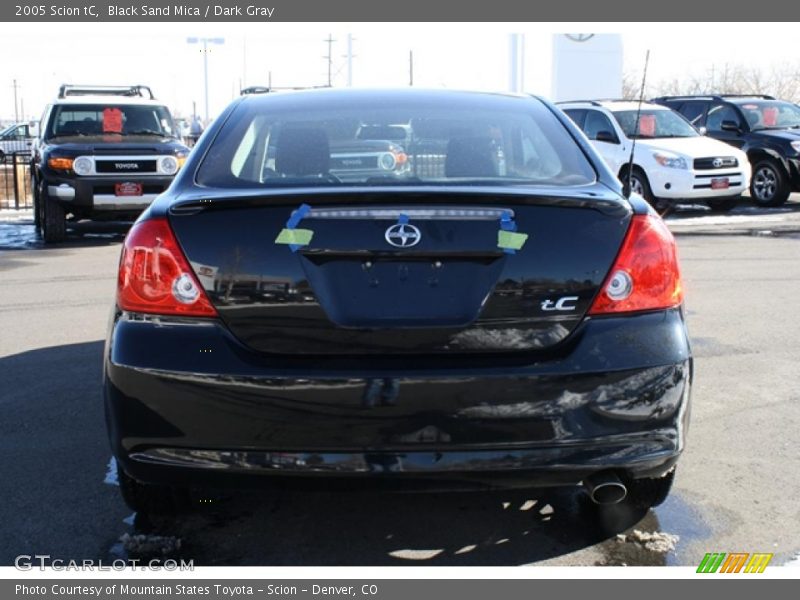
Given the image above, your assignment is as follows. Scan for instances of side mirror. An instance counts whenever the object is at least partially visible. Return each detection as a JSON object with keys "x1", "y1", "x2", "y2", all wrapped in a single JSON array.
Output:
[
  {"x1": 595, "y1": 130, "x2": 619, "y2": 144},
  {"x1": 721, "y1": 120, "x2": 740, "y2": 133},
  {"x1": 698, "y1": 126, "x2": 708, "y2": 136}
]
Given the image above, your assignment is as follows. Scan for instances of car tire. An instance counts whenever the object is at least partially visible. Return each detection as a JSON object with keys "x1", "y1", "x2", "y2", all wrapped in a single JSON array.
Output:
[
  {"x1": 31, "y1": 175, "x2": 41, "y2": 230},
  {"x1": 118, "y1": 467, "x2": 192, "y2": 515},
  {"x1": 750, "y1": 159, "x2": 790, "y2": 207},
  {"x1": 624, "y1": 167, "x2": 670, "y2": 214},
  {"x1": 707, "y1": 197, "x2": 739, "y2": 212},
  {"x1": 41, "y1": 189, "x2": 67, "y2": 243},
  {"x1": 623, "y1": 468, "x2": 675, "y2": 510}
]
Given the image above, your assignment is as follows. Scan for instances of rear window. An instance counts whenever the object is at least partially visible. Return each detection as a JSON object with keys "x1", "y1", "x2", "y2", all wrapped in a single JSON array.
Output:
[
  {"x1": 46, "y1": 104, "x2": 177, "y2": 139},
  {"x1": 197, "y1": 94, "x2": 596, "y2": 188}
]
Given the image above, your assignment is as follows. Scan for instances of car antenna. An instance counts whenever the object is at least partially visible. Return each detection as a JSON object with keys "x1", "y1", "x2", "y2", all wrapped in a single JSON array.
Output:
[{"x1": 623, "y1": 50, "x2": 650, "y2": 199}]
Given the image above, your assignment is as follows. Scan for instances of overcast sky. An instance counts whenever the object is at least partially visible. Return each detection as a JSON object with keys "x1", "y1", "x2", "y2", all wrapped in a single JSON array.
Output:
[{"x1": 2, "y1": 22, "x2": 798, "y2": 123}]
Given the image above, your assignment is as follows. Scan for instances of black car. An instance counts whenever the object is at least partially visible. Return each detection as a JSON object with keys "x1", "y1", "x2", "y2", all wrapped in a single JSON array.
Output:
[
  {"x1": 30, "y1": 85, "x2": 190, "y2": 242},
  {"x1": 104, "y1": 89, "x2": 692, "y2": 515},
  {"x1": 653, "y1": 94, "x2": 800, "y2": 206}
]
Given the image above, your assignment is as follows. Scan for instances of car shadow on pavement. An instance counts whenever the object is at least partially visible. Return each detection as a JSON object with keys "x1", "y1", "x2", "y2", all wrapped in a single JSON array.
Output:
[
  {"x1": 0, "y1": 339, "x2": 671, "y2": 567},
  {"x1": 0, "y1": 218, "x2": 129, "y2": 250},
  {"x1": 128, "y1": 485, "x2": 667, "y2": 566}
]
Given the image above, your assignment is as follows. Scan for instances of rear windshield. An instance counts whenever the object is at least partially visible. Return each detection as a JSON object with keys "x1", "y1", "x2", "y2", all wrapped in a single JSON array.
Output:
[
  {"x1": 196, "y1": 95, "x2": 597, "y2": 188},
  {"x1": 46, "y1": 104, "x2": 177, "y2": 139}
]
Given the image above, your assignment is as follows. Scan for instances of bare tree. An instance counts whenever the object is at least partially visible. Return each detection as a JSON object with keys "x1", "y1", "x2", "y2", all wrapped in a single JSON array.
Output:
[{"x1": 647, "y1": 62, "x2": 800, "y2": 103}]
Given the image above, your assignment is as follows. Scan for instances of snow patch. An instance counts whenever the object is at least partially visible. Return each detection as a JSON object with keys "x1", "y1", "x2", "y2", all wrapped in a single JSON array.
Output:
[
  {"x1": 670, "y1": 215, "x2": 784, "y2": 226},
  {"x1": 103, "y1": 457, "x2": 119, "y2": 486},
  {"x1": 616, "y1": 529, "x2": 679, "y2": 553},
  {"x1": 119, "y1": 533, "x2": 182, "y2": 557},
  {"x1": 784, "y1": 553, "x2": 800, "y2": 567}
]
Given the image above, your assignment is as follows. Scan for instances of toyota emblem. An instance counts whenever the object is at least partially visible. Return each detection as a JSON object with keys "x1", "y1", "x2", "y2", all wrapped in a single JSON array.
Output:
[
  {"x1": 385, "y1": 223, "x2": 421, "y2": 248},
  {"x1": 713, "y1": 158, "x2": 724, "y2": 168}
]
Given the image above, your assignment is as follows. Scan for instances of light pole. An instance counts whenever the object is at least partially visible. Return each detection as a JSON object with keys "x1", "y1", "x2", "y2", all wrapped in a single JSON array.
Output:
[{"x1": 187, "y1": 37, "x2": 225, "y2": 123}]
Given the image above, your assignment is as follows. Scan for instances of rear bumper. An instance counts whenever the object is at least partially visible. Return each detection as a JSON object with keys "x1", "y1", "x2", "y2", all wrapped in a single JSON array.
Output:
[{"x1": 104, "y1": 309, "x2": 692, "y2": 489}]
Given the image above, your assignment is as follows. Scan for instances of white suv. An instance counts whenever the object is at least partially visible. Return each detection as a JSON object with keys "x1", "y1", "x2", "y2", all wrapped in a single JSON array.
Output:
[{"x1": 559, "y1": 100, "x2": 751, "y2": 212}]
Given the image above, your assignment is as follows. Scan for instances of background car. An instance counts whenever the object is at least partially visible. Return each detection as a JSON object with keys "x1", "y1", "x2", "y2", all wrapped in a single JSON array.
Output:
[
  {"x1": 30, "y1": 84, "x2": 190, "y2": 242},
  {"x1": 558, "y1": 99, "x2": 751, "y2": 212},
  {"x1": 104, "y1": 88, "x2": 691, "y2": 516},
  {"x1": 654, "y1": 94, "x2": 800, "y2": 206},
  {"x1": 0, "y1": 122, "x2": 35, "y2": 163}
]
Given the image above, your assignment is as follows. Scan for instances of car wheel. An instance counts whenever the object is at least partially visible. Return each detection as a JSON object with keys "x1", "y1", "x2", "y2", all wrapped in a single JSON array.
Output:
[
  {"x1": 626, "y1": 168, "x2": 670, "y2": 214},
  {"x1": 623, "y1": 468, "x2": 675, "y2": 510},
  {"x1": 41, "y1": 190, "x2": 67, "y2": 243},
  {"x1": 707, "y1": 197, "x2": 739, "y2": 212},
  {"x1": 118, "y1": 467, "x2": 192, "y2": 515},
  {"x1": 750, "y1": 159, "x2": 790, "y2": 207}
]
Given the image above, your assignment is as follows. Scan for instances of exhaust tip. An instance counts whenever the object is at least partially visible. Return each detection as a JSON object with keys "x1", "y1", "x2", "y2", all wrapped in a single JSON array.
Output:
[{"x1": 584, "y1": 471, "x2": 628, "y2": 505}]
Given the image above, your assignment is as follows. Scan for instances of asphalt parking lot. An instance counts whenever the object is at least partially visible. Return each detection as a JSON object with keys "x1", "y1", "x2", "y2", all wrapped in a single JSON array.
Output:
[{"x1": 1, "y1": 198, "x2": 799, "y2": 567}]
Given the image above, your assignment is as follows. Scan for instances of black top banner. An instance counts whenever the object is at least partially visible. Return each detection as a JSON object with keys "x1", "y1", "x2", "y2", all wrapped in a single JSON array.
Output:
[{"x1": 2, "y1": 0, "x2": 799, "y2": 21}]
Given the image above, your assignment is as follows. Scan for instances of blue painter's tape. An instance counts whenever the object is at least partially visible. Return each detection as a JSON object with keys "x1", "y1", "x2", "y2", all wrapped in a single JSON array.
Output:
[
  {"x1": 285, "y1": 203, "x2": 313, "y2": 252},
  {"x1": 286, "y1": 203, "x2": 312, "y2": 229},
  {"x1": 398, "y1": 213, "x2": 409, "y2": 225},
  {"x1": 500, "y1": 210, "x2": 518, "y2": 254},
  {"x1": 500, "y1": 210, "x2": 517, "y2": 231}
]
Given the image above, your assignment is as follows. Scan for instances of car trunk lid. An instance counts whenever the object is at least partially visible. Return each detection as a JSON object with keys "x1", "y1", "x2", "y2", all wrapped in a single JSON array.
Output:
[{"x1": 168, "y1": 186, "x2": 630, "y2": 355}]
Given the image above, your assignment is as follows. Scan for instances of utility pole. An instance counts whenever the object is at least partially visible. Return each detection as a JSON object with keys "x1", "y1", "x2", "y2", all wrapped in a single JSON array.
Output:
[
  {"x1": 12, "y1": 79, "x2": 20, "y2": 122},
  {"x1": 409, "y1": 51, "x2": 414, "y2": 86},
  {"x1": 186, "y1": 37, "x2": 225, "y2": 123},
  {"x1": 345, "y1": 34, "x2": 355, "y2": 87},
  {"x1": 508, "y1": 34, "x2": 525, "y2": 93},
  {"x1": 324, "y1": 34, "x2": 336, "y2": 87},
  {"x1": 242, "y1": 36, "x2": 247, "y2": 89}
]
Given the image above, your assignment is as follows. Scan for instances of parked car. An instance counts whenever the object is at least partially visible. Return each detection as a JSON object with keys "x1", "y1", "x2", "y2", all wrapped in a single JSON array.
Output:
[
  {"x1": 653, "y1": 94, "x2": 800, "y2": 206},
  {"x1": 105, "y1": 88, "x2": 691, "y2": 515},
  {"x1": 30, "y1": 84, "x2": 190, "y2": 242},
  {"x1": 559, "y1": 100, "x2": 751, "y2": 212},
  {"x1": 0, "y1": 122, "x2": 35, "y2": 163}
]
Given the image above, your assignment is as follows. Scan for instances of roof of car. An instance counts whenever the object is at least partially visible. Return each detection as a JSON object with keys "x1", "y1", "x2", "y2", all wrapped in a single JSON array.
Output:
[
  {"x1": 558, "y1": 99, "x2": 670, "y2": 111},
  {"x1": 653, "y1": 94, "x2": 777, "y2": 103},
  {"x1": 52, "y1": 95, "x2": 167, "y2": 106},
  {"x1": 237, "y1": 87, "x2": 540, "y2": 110}
]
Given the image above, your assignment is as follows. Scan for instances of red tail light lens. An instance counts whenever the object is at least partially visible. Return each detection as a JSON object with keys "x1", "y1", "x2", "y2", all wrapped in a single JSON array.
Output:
[
  {"x1": 589, "y1": 214, "x2": 683, "y2": 315},
  {"x1": 117, "y1": 218, "x2": 217, "y2": 317}
]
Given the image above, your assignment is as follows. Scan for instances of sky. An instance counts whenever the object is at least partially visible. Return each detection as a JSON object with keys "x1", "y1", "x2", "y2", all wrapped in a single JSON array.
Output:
[{"x1": 1, "y1": 22, "x2": 799, "y2": 124}]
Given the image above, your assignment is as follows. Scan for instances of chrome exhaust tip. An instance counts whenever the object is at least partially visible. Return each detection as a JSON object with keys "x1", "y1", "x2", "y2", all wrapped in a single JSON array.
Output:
[{"x1": 584, "y1": 471, "x2": 628, "y2": 505}]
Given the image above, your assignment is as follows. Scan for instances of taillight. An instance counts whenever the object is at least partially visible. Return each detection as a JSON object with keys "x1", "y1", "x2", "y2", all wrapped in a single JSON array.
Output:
[
  {"x1": 589, "y1": 214, "x2": 683, "y2": 315},
  {"x1": 117, "y1": 218, "x2": 217, "y2": 317}
]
